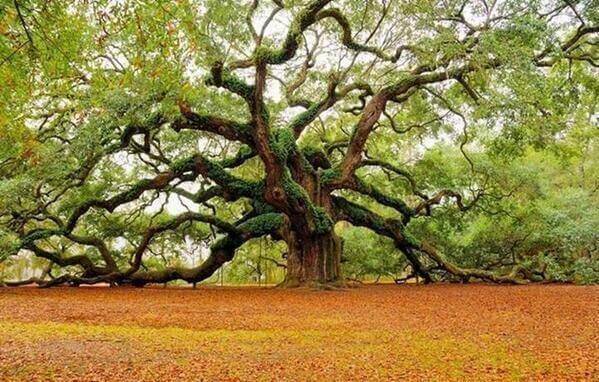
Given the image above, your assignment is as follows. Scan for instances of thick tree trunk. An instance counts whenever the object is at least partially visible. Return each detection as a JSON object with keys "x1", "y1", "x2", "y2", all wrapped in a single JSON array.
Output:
[
  {"x1": 280, "y1": 230, "x2": 343, "y2": 288},
  {"x1": 274, "y1": 162, "x2": 344, "y2": 288}
]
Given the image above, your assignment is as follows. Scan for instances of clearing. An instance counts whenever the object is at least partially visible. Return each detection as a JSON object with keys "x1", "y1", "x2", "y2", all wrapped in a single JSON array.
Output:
[{"x1": 0, "y1": 284, "x2": 597, "y2": 381}]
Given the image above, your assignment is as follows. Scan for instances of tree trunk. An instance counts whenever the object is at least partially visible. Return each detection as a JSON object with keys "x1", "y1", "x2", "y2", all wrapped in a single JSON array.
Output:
[{"x1": 280, "y1": 230, "x2": 343, "y2": 288}]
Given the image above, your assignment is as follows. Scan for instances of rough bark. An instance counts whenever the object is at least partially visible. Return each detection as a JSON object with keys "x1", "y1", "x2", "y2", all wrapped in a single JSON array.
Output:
[{"x1": 280, "y1": 229, "x2": 343, "y2": 288}]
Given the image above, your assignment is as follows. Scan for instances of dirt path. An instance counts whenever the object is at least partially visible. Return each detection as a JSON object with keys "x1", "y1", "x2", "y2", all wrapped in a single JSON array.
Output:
[{"x1": 0, "y1": 284, "x2": 597, "y2": 381}]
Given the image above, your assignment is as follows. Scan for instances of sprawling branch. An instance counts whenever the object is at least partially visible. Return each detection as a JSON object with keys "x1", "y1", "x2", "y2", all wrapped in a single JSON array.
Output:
[
  {"x1": 7, "y1": 212, "x2": 288, "y2": 287},
  {"x1": 333, "y1": 195, "x2": 528, "y2": 284},
  {"x1": 19, "y1": 153, "x2": 263, "y2": 252},
  {"x1": 230, "y1": 0, "x2": 332, "y2": 68},
  {"x1": 315, "y1": 8, "x2": 403, "y2": 62},
  {"x1": 289, "y1": 81, "x2": 373, "y2": 137},
  {"x1": 127, "y1": 213, "x2": 287, "y2": 285},
  {"x1": 416, "y1": 241, "x2": 528, "y2": 284},
  {"x1": 124, "y1": 211, "x2": 239, "y2": 275},
  {"x1": 332, "y1": 196, "x2": 430, "y2": 281},
  {"x1": 343, "y1": 176, "x2": 413, "y2": 220},
  {"x1": 65, "y1": 233, "x2": 118, "y2": 271},
  {"x1": 174, "y1": 104, "x2": 253, "y2": 144},
  {"x1": 26, "y1": 245, "x2": 110, "y2": 277},
  {"x1": 338, "y1": 21, "x2": 595, "y2": 183},
  {"x1": 413, "y1": 189, "x2": 481, "y2": 216},
  {"x1": 359, "y1": 159, "x2": 428, "y2": 200}
]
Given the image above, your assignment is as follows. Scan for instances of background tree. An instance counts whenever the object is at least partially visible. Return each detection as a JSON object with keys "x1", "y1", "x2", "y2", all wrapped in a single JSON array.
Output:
[
  {"x1": 340, "y1": 225, "x2": 408, "y2": 283},
  {"x1": 0, "y1": 0, "x2": 596, "y2": 287}
]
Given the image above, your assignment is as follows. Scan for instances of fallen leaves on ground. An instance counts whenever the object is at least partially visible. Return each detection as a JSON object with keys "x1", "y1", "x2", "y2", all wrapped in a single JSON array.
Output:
[{"x1": 0, "y1": 284, "x2": 597, "y2": 381}]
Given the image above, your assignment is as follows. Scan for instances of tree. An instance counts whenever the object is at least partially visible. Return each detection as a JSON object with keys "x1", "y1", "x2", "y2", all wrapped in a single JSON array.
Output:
[
  {"x1": 340, "y1": 225, "x2": 408, "y2": 283},
  {"x1": 0, "y1": 0, "x2": 596, "y2": 287}
]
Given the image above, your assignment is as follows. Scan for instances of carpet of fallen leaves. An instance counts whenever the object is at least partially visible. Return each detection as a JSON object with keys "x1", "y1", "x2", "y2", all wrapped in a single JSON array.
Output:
[{"x1": 0, "y1": 284, "x2": 597, "y2": 381}]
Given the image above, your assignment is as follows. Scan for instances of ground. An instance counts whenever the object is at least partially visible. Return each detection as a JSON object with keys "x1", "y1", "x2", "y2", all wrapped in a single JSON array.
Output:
[{"x1": 0, "y1": 284, "x2": 597, "y2": 381}]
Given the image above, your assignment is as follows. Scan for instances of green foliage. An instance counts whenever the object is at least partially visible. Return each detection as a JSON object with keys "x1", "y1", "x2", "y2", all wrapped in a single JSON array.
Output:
[
  {"x1": 320, "y1": 168, "x2": 341, "y2": 185},
  {"x1": 340, "y1": 226, "x2": 406, "y2": 280},
  {"x1": 239, "y1": 213, "x2": 285, "y2": 236},
  {"x1": 311, "y1": 206, "x2": 334, "y2": 234},
  {"x1": 0, "y1": 229, "x2": 20, "y2": 262},
  {"x1": 407, "y1": 142, "x2": 598, "y2": 284},
  {"x1": 270, "y1": 128, "x2": 296, "y2": 162},
  {"x1": 210, "y1": 238, "x2": 287, "y2": 284}
]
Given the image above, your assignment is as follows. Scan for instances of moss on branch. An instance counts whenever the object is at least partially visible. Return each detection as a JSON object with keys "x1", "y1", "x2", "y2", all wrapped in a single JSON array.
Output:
[
  {"x1": 351, "y1": 177, "x2": 413, "y2": 220},
  {"x1": 269, "y1": 128, "x2": 296, "y2": 163},
  {"x1": 238, "y1": 213, "x2": 285, "y2": 236},
  {"x1": 301, "y1": 146, "x2": 331, "y2": 170},
  {"x1": 202, "y1": 158, "x2": 265, "y2": 198},
  {"x1": 289, "y1": 102, "x2": 323, "y2": 135},
  {"x1": 320, "y1": 168, "x2": 342, "y2": 185},
  {"x1": 218, "y1": 145, "x2": 255, "y2": 168},
  {"x1": 205, "y1": 67, "x2": 254, "y2": 101},
  {"x1": 311, "y1": 206, "x2": 334, "y2": 234}
]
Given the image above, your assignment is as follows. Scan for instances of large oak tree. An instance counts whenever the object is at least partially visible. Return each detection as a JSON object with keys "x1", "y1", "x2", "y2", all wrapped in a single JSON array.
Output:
[{"x1": 0, "y1": 0, "x2": 596, "y2": 287}]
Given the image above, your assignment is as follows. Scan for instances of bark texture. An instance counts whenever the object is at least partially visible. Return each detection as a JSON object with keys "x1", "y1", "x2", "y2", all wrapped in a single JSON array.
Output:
[{"x1": 281, "y1": 230, "x2": 343, "y2": 287}]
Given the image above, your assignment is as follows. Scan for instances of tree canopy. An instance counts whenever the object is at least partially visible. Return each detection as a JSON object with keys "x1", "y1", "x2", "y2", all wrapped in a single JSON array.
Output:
[{"x1": 0, "y1": 0, "x2": 597, "y2": 287}]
